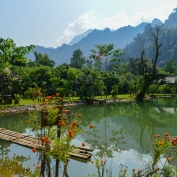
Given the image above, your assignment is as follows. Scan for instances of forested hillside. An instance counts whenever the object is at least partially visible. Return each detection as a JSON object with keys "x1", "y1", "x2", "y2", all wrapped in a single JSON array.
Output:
[
  {"x1": 27, "y1": 22, "x2": 149, "y2": 66},
  {"x1": 26, "y1": 8, "x2": 177, "y2": 67},
  {"x1": 124, "y1": 8, "x2": 177, "y2": 67}
]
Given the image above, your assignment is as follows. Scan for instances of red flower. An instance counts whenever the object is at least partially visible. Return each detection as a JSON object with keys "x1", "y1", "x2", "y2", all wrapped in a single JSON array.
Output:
[
  {"x1": 77, "y1": 113, "x2": 81, "y2": 117},
  {"x1": 164, "y1": 132, "x2": 169, "y2": 136},
  {"x1": 56, "y1": 93, "x2": 59, "y2": 97},
  {"x1": 40, "y1": 136, "x2": 46, "y2": 142},
  {"x1": 72, "y1": 121, "x2": 77, "y2": 126},
  {"x1": 137, "y1": 170, "x2": 141, "y2": 174},
  {"x1": 158, "y1": 141, "x2": 163, "y2": 146},
  {"x1": 90, "y1": 124, "x2": 94, "y2": 128},
  {"x1": 62, "y1": 122, "x2": 66, "y2": 126},
  {"x1": 167, "y1": 157, "x2": 171, "y2": 162},
  {"x1": 47, "y1": 96, "x2": 51, "y2": 99},
  {"x1": 26, "y1": 120, "x2": 29, "y2": 124},
  {"x1": 32, "y1": 148, "x2": 37, "y2": 153},
  {"x1": 45, "y1": 138, "x2": 50, "y2": 145},
  {"x1": 82, "y1": 142, "x2": 86, "y2": 146},
  {"x1": 45, "y1": 99, "x2": 49, "y2": 103},
  {"x1": 68, "y1": 130, "x2": 73, "y2": 134},
  {"x1": 69, "y1": 133, "x2": 74, "y2": 138},
  {"x1": 59, "y1": 97, "x2": 63, "y2": 101},
  {"x1": 70, "y1": 125, "x2": 75, "y2": 129},
  {"x1": 166, "y1": 136, "x2": 170, "y2": 141},
  {"x1": 63, "y1": 110, "x2": 68, "y2": 113}
]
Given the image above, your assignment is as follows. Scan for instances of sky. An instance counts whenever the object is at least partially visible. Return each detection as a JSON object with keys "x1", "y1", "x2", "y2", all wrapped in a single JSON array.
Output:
[{"x1": 1, "y1": 0, "x2": 177, "y2": 48}]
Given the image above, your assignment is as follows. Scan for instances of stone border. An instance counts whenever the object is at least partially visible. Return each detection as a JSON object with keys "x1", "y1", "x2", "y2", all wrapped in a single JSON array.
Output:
[
  {"x1": 0, "y1": 105, "x2": 40, "y2": 115},
  {"x1": 0, "y1": 99, "x2": 128, "y2": 115}
]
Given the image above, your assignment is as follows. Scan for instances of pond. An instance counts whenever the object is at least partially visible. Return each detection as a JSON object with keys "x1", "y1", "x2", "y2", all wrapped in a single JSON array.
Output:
[{"x1": 0, "y1": 98, "x2": 177, "y2": 177}]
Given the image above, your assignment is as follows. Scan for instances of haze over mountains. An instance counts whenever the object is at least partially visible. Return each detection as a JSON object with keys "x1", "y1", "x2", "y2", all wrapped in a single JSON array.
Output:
[
  {"x1": 68, "y1": 29, "x2": 93, "y2": 46},
  {"x1": 27, "y1": 21, "x2": 153, "y2": 66},
  {"x1": 124, "y1": 8, "x2": 177, "y2": 66},
  {"x1": 27, "y1": 8, "x2": 177, "y2": 66}
]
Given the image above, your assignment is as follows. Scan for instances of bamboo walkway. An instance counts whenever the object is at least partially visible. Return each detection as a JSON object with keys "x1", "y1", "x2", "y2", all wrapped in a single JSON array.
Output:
[{"x1": 0, "y1": 128, "x2": 92, "y2": 160}]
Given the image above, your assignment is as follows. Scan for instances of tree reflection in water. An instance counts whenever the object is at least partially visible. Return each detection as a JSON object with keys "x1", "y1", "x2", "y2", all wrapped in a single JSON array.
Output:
[{"x1": 1, "y1": 98, "x2": 177, "y2": 176}]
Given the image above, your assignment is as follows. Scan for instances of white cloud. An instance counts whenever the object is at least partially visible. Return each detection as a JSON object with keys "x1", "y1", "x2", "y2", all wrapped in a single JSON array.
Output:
[
  {"x1": 55, "y1": 3, "x2": 174, "y2": 47},
  {"x1": 55, "y1": 10, "x2": 99, "y2": 46},
  {"x1": 102, "y1": 3, "x2": 173, "y2": 29}
]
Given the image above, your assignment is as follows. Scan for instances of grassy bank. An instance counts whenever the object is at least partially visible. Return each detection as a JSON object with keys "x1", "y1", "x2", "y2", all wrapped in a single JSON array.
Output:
[{"x1": 0, "y1": 94, "x2": 134, "y2": 109}]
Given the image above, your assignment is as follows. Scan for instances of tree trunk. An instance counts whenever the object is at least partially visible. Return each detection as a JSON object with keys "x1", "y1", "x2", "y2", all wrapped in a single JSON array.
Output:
[{"x1": 135, "y1": 88, "x2": 146, "y2": 101}]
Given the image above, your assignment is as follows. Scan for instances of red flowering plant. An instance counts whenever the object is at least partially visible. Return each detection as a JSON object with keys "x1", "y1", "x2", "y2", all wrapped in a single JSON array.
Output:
[
  {"x1": 137, "y1": 126, "x2": 177, "y2": 177},
  {"x1": 90, "y1": 156, "x2": 107, "y2": 177},
  {"x1": 25, "y1": 93, "x2": 90, "y2": 176},
  {"x1": 151, "y1": 132, "x2": 173, "y2": 168},
  {"x1": 0, "y1": 153, "x2": 40, "y2": 176}
]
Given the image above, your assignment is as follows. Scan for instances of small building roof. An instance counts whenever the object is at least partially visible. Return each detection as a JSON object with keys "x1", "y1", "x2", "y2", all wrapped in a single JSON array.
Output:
[
  {"x1": 159, "y1": 76, "x2": 176, "y2": 84},
  {"x1": 0, "y1": 67, "x2": 21, "y2": 81},
  {"x1": 164, "y1": 76, "x2": 176, "y2": 84}
]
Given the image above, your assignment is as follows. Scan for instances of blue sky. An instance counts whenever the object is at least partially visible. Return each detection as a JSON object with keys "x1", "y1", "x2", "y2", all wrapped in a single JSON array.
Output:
[{"x1": 1, "y1": 0, "x2": 177, "y2": 47}]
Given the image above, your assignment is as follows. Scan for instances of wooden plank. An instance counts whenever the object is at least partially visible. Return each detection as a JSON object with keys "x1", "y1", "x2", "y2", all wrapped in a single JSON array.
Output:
[
  {"x1": 0, "y1": 132, "x2": 43, "y2": 149},
  {"x1": 76, "y1": 152, "x2": 91, "y2": 158},
  {"x1": 73, "y1": 145, "x2": 93, "y2": 151},
  {"x1": 73, "y1": 149, "x2": 87, "y2": 154},
  {"x1": 13, "y1": 140, "x2": 42, "y2": 149},
  {"x1": 15, "y1": 138, "x2": 43, "y2": 146},
  {"x1": 0, "y1": 134, "x2": 11, "y2": 140},
  {"x1": 0, "y1": 130, "x2": 22, "y2": 136},
  {"x1": 22, "y1": 135, "x2": 40, "y2": 142},
  {"x1": 69, "y1": 152, "x2": 91, "y2": 160},
  {"x1": 0, "y1": 132, "x2": 38, "y2": 144},
  {"x1": 0, "y1": 128, "x2": 92, "y2": 160}
]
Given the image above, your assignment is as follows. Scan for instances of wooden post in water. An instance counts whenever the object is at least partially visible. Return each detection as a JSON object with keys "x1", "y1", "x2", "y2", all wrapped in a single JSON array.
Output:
[{"x1": 55, "y1": 106, "x2": 61, "y2": 177}]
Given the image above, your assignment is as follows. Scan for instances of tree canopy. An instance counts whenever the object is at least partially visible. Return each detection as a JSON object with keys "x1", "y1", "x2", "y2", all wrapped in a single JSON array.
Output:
[
  {"x1": 33, "y1": 51, "x2": 55, "y2": 67},
  {"x1": 70, "y1": 49, "x2": 86, "y2": 69},
  {"x1": 0, "y1": 38, "x2": 34, "y2": 72}
]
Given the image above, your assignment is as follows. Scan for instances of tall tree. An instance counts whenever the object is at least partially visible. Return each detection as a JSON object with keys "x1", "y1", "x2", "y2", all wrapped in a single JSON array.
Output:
[
  {"x1": 0, "y1": 38, "x2": 34, "y2": 71},
  {"x1": 164, "y1": 59, "x2": 177, "y2": 74},
  {"x1": 145, "y1": 23, "x2": 165, "y2": 76},
  {"x1": 135, "y1": 24, "x2": 165, "y2": 100},
  {"x1": 34, "y1": 51, "x2": 55, "y2": 67},
  {"x1": 70, "y1": 49, "x2": 86, "y2": 69},
  {"x1": 90, "y1": 43, "x2": 125, "y2": 98}
]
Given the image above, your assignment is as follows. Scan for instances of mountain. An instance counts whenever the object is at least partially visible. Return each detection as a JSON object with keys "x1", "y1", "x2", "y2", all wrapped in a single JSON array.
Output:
[
  {"x1": 27, "y1": 22, "x2": 149, "y2": 66},
  {"x1": 28, "y1": 13, "x2": 177, "y2": 68},
  {"x1": 123, "y1": 9, "x2": 177, "y2": 67},
  {"x1": 151, "y1": 18, "x2": 162, "y2": 26},
  {"x1": 164, "y1": 8, "x2": 177, "y2": 29},
  {"x1": 68, "y1": 29, "x2": 93, "y2": 45}
]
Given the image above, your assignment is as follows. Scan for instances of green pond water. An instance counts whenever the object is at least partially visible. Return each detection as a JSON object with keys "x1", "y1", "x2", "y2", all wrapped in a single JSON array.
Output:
[{"x1": 0, "y1": 98, "x2": 177, "y2": 177}]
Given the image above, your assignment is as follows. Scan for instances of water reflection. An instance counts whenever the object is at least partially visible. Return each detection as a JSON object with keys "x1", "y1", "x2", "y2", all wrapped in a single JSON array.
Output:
[
  {"x1": 70, "y1": 99, "x2": 177, "y2": 153},
  {"x1": 0, "y1": 98, "x2": 177, "y2": 176}
]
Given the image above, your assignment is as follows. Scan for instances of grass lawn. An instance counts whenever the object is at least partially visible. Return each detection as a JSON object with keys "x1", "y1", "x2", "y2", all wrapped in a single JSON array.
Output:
[
  {"x1": 0, "y1": 94, "x2": 134, "y2": 109},
  {"x1": 95, "y1": 94, "x2": 134, "y2": 101}
]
